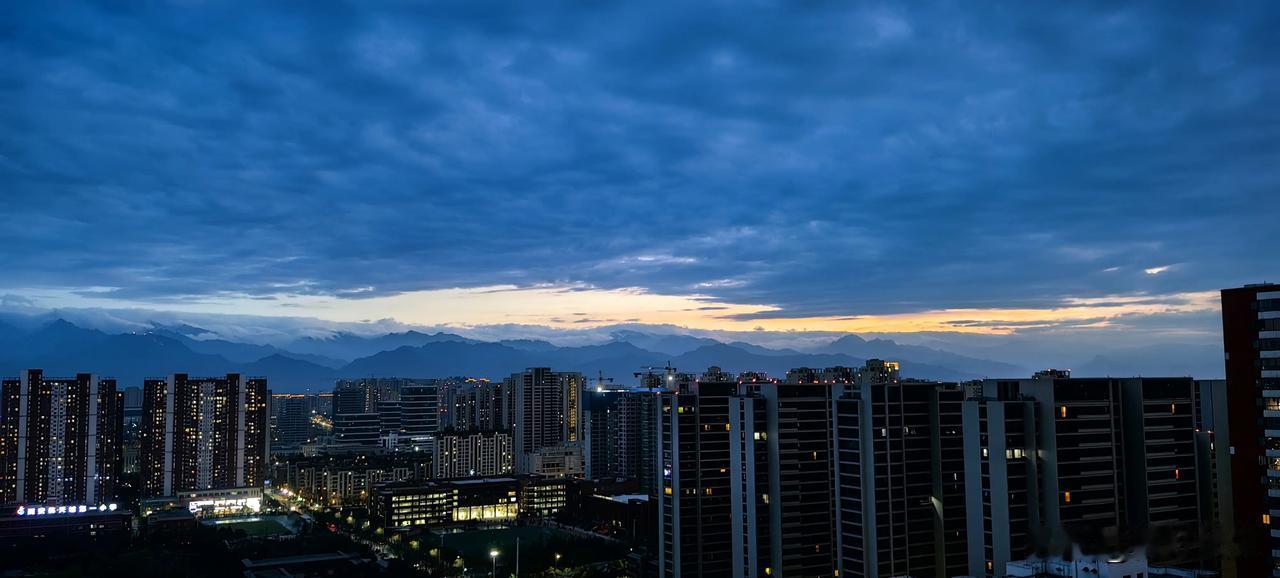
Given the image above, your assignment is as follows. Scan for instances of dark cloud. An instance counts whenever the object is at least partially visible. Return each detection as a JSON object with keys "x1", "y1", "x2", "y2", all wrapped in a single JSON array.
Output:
[{"x1": 1, "y1": 2, "x2": 1277, "y2": 318}]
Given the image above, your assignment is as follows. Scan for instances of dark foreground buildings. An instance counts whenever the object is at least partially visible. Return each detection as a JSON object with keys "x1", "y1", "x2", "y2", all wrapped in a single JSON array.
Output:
[
  {"x1": 1221, "y1": 282, "x2": 1280, "y2": 578},
  {"x1": 964, "y1": 374, "x2": 1204, "y2": 576}
]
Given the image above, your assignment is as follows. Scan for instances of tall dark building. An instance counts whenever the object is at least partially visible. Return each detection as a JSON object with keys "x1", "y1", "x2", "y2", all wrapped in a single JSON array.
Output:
[
  {"x1": 332, "y1": 412, "x2": 380, "y2": 448},
  {"x1": 734, "y1": 375, "x2": 839, "y2": 578},
  {"x1": 442, "y1": 379, "x2": 511, "y2": 431},
  {"x1": 271, "y1": 394, "x2": 311, "y2": 448},
  {"x1": 583, "y1": 388, "x2": 654, "y2": 482},
  {"x1": 399, "y1": 383, "x2": 440, "y2": 437},
  {"x1": 963, "y1": 374, "x2": 1204, "y2": 576},
  {"x1": 140, "y1": 373, "x2": 269, "y2": 498},
  {"x1": 508, "y1": 368, "x2": 583, "y2": 474},
  {"x1": 656, "y1": 369, "x2": 735, "y2": 578},
  {"x1": 0, "y1": 369, "x2": 123, "y2": 507},
  {"x1": 1120, "y1": 377, "x2": 1201, "y2": 566},
  {"x1": 827, "y1": 362, "x2": 967, "y2": 578},
  {"x1": 1221, "y1": 283, "x2": 1279, "y2": 578},
  {"x1": 331, "y1": 377, "x2": 438, "y2": 446}
]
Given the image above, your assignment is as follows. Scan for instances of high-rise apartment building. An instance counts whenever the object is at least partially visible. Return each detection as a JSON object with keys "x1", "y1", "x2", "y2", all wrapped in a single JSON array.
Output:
[
  {"x1": 0, "y1": 369, "x2": 123, "y2": 507},
  {"x1": 583, "y1": 388, "x2": 655, "y2": 482},
  {"x1": 657, "y1": 369, "x2": 734, "y2": 578},
  {"x1": 1221, "y1": 282, "x2": 1280, "y2": 578},
  {"x1": 431, "y1": 430, "x2": 513, "y2": 479},
  {"x1": 508, "y1": 368, "x2": 583, "y2": 474},
  {"x1": 732, "y1": 375, "x2": 840, "y2": 578},
  {"x1": 963, "y1": 374, "x2": 1204, "y2": 577},
  {"x1": 139, "y1": 373, "x2": 268, "y2": 498},
  {"x1": 829, "y1": 362, "x2": 968, "y2": 578},
  {"x1": 1194, "y1": 378, "x2": 1235, "y2": 577},
  {"x1": 442, "y1": 379, "x2": 512, "y2": 431}
]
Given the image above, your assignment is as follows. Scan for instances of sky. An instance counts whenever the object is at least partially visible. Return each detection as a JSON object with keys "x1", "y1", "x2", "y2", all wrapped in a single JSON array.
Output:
[{"x1": 1, "y1": 2, "x2": 1277, "y2": 355}]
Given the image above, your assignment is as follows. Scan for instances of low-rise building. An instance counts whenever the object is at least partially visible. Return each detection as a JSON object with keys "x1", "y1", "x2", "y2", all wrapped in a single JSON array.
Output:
[{"x1": 369, "y1": 475, "x2": 568, "y2": 529}]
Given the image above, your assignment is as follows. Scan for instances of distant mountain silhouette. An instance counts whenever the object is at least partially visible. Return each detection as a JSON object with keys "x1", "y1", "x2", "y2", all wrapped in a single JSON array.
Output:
[
  {"x1": 281, "y1": 330, "x2": 477, "y2": 361},
  {"x1": 0, "y1": 318, "x2": 1022, "y2": 392},
  {"x1": 817, "y1": 334, "x2": 1026, "y2": 378}
]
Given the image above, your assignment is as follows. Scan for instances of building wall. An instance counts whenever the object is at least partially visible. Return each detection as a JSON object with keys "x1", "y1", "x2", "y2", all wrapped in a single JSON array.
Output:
[
  {"x1": 139, "y1": 373, "x2": 268, "y2": 498},
  {"x1": 0, "y1": 370, "x2": 123, "y2": 507},
  {"x1": 1221, "y1": 284, "x2": 1280, "y2": 578},
  {"x1": 657, "y1": 378, "x2": 734, "y2": 578}
]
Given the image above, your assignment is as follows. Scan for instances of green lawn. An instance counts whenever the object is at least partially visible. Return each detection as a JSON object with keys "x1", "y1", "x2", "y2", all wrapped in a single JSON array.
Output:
[{"x1": 204, "y1": 517, "x2": 293, "y2": 537}]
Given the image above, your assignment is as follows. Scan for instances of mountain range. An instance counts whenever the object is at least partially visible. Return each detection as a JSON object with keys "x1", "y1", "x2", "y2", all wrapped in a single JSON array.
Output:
[{"x1": 0, "y1": 316, "x2": 1042, "y2": 392}]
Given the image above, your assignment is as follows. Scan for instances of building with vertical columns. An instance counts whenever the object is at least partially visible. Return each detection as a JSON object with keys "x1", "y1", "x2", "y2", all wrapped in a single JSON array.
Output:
[
  {"x1": 829, "y1": 361, "x2": 968, "y2": 578},
  {"x1": 139, "y1": 373, "x2": 268, "y2": 498},
  {"x1": 0, "y1": 369, "x2": 123, "y2": 507},
  {"x1": 963, "y1": 374, "x2": 1206, "y2": 577},
  {"x1": 742, "y1": 375, "x2": 839, "y2": 578},
  {"x1": 657, "y1": 369, "x2": 735, "y2": 578},
  {"x1": 1194, "y1": 378, "x2": 1235, "y2": 578},
  {"x1": 583, "y1": 387, "x2": 655, "y2": 483},
  {"x1": 508, "y1": 368, "x2": 583, "y2": 475},
  {"x1": 1221, "y1": 283, "x2": 1280, "y2": 578},
  {"x1": 431, "y1": 430, "x2": 513, "y2": 478}
]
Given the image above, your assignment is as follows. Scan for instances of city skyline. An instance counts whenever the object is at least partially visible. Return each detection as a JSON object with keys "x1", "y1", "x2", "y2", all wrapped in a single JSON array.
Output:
[{"x1": 1, "y1": 3, "x2": 1277, "y2": 576}]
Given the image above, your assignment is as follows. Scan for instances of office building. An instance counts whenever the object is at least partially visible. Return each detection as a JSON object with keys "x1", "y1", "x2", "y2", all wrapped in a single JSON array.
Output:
[
  {"x1": 527, "y1": 443, "x2": 584, "y2": 478},
  {"x1": 508, "y1": 368, "x2": 584, "y2": 474},
  {"x1": 828, "y1": 361, "x2": 968, "y2": 578},
  {"x1": 656, "y1": 368, "x2": 735, "y2": 578},
  {"x1": 0, "y1": 369, "x2": 124, "y2": 507},
  {"x1": 400, "y1": 382, "x2": 440, "y2": 436},
  {"x1": 139, "y1": 373, "x2": 268, "y2": 498},
  {"x1": 1221, "y1": 282, "x2": 1279, "y2": 578},
  {"x1": 333, "y1": 378, "x2": 439, "y2": 443},
  {"x1": 431, "y1": 430, "x2": 513, "y2": 478},
  {"x1": 369, "y1": 475, "x2": 567, "y2": 529},
  {"x1": 332, "y1": 412, "x2": 380, "y2": 448},
  {"x1": 272, "y1": 394, "x2": 311, "y2": 449}
]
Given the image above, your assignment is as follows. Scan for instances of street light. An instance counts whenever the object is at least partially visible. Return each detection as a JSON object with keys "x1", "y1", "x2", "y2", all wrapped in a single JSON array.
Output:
[
  {"x1": 489, "y1": 549, "x2": 500, "y2": 578},
  {"x1": 554, "y1": 552, "x2": 561, "y2": 567}
]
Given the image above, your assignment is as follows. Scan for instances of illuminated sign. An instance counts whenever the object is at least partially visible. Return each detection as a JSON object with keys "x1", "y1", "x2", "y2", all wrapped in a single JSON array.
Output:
[{"x1": 15, "y1": 503, "x2": 117, "y2": 516}]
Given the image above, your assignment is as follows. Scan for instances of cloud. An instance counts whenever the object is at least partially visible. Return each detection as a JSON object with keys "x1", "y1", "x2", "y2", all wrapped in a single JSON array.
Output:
[{"x1": 0, "y1": 1, "x2": 1276, "y2": 331}]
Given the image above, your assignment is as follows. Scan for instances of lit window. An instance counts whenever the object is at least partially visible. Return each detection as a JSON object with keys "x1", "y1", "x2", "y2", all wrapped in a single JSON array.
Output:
[
  {"x1": 1060, "y1": 406, "x2": 1067, "y2": 418},
  {"x1": 1064, "y1": 491, "x2": 1072, "y2": 504}
]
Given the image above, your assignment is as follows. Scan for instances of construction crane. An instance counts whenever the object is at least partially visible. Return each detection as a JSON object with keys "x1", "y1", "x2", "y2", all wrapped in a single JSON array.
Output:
[
  {"x1": 635, "y1": 362, "x2": 678, "y2": 391},
  {"x1": 593, "y1": 370, "x2": 614, "y2": 392}
]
